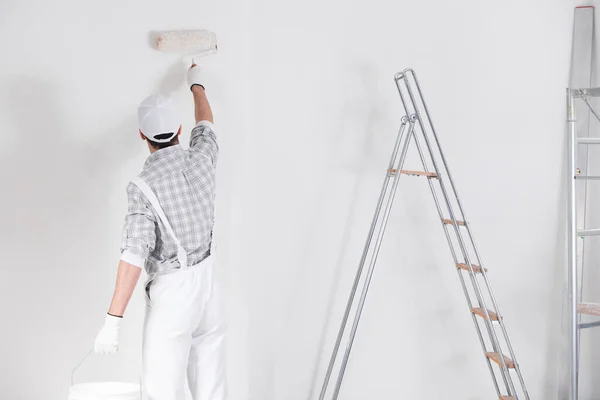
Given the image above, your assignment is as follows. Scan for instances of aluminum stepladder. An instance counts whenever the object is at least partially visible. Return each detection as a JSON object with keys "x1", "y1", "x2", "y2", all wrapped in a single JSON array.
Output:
[
  {"x1": 318, "y1": 69, "x2": 529, "y2": 400},
  {"x1": 566, "y1": 6, "x2": 598, "y2": 400}
]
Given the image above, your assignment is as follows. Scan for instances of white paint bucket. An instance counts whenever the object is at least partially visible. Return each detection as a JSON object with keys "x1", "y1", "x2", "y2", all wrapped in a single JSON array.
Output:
[
  {"x1": 69, "y1": 381, "x2": 141, "y2": 400},
  {"x1": 70, "y1": 350, "x2": 141, "y2": 400}
]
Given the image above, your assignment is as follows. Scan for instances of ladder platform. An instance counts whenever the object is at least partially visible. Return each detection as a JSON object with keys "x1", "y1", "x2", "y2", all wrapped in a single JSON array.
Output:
[
  {"x1": 578, "y1": 229, "x2": 600, "y2": 236},
  {"x1": 457, "y1": 263, "x2": 487, "y2": 273},
  {"x1": 578, "y1": 302, "x2": 600, "y2": 316},
  {"x1": 486, "y1": 352, "x2": 515, "y2": 369},
  {"x1": 442, "y1": 218, "x2": 466, "y2": 226},
  {"x1": 388, "y1": 169, "x2": 437, "y2": 177},
  {"x1": 472, "y1": 307, "x2": 501, "y2": 321}
]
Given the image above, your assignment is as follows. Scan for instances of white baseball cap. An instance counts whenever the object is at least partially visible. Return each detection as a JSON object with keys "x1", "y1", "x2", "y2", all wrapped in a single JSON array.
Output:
[{"x1": 138, "y1": 94, "x2": 181, "y2": 143}]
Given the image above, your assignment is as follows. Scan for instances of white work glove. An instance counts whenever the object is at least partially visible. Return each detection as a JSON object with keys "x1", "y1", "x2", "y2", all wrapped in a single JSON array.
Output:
[
  {"x1": 94, "y1": 314, "x2": 122, "y2": 355},
  {"x1": 187, "y1": 64, "x2": 205, "y2": 91}
]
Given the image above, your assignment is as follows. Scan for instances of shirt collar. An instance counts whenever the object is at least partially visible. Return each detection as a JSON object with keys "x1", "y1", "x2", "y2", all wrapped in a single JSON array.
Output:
[{"x1": 143, "y1": 145, "x2": 183, "y2": 170}]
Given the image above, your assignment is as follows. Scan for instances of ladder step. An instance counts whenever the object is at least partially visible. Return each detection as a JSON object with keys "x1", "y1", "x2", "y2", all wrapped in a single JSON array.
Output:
[
  {"x1": 578, "y1": 302, "x2": 600, "y2": 316},
  {"x1": 388, "y1": 169, "x2": 438, "y2": 177},
  {"x1": 486, "y1": 352, "x2": 515, "y2": 369},
  {"x1": 578, "y1": 137, "x2": 600, "y2": 144},
  {"x1": 578, "y1": 229, "x2": 600, "y2": 236},
  {"x1": 442, "y1": 218, "x2": 466, "y2": 226},
  {"x1": 500, "y1": 397, "x2": 515, "y2": 400},
  {"x1": 472, "y1": 307, "x2": 500, "y2": 321},
  {"x1": 402, "y1": 169, "x2": 438, "y2": 177},
  {"x1": 457, "y1": 263, "x2": 487, "y2": 273}
]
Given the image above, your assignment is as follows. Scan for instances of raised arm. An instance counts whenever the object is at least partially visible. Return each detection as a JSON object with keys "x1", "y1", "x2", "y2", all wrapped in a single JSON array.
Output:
[
  {"x1": 187, "y1": 64, "x2": 218, "y2": 163},
  {"x1": 188, "y1": 64, "x2": 214, "y2": 124}
]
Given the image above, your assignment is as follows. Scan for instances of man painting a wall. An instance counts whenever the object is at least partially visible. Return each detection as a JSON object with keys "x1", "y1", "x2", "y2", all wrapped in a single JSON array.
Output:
[{"x1": 92, "y1": 64, "x2": 226, "y2": 400}]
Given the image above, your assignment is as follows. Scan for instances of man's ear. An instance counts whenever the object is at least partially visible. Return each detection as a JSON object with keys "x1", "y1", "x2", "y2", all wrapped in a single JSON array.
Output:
[
  {"x1": 139, "y1": 130, "x2": 147, "y2": 141},
  {"x1": 177, "y1": 125, "x2": 182, "y2": 136}
]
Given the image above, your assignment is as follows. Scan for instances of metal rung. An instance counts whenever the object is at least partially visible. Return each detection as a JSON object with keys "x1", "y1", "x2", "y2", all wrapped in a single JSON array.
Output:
[
  {"x1": 387, "y1": 169, "x2": 437, "y2": 178},
  {"x1": 442, "y1": 218, "x2": 465, "y2": 226},
  {"x1": 578, "y1": 302, "x2": 600, "y2": 316},
  {"x1": 578, "y1": 229, "x2": 600, "y2": 236},
  {"x1": 472, "y1": 307, "x2": 500, "y2": 321},
  {"x1": 578, "y1": 321, "x2": 600, "y2": 329},
  {"x1": 457, "y1": 263, "x2": 487, "y2": 273},
  {"x1": 575, "y1": 175, "x2": 600, "y2": 180},
  {"x1": 486, "y1": 352, "x2": 515, "y2": 369},
  {"x1": 578, "y1": 137, "x2": 600, "y2": 144}
]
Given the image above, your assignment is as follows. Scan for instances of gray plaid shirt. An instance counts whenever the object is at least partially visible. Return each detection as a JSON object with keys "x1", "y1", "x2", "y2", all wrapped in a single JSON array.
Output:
[{"x1": 120, "y1": 121, "x2": 218, "y2": 275}]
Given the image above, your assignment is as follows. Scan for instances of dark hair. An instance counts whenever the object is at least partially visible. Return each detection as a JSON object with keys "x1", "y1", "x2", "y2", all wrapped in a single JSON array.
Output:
[{"x1": 147, "y1": 133, "x2": 179, "y2": 150}]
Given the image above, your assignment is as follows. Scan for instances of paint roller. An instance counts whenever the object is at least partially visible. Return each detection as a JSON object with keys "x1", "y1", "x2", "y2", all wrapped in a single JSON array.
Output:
[{"x1": 155, "y1": 30, "x2": 217, "y2": 62}]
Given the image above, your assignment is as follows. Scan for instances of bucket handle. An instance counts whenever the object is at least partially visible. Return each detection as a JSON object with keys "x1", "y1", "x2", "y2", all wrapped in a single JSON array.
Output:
[
  {"x1": 71, "y1": 349, "x2": 94, "y2": 386},
  {"x1": 71, "y1": 349, "x2": 142, "y2": 398}
]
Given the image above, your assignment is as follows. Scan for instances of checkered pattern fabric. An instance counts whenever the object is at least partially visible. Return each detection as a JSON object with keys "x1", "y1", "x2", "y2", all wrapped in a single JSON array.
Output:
[{"x1": 120, "y1": 122, "x2": 218, "y2": 274}]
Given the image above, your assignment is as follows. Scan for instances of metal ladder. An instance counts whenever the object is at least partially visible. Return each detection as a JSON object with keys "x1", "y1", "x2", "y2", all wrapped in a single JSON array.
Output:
[
  {"x1": 566, "y1": 88, "x2": 600, "y2": 400},
  {"x1": 318, "y1": 69, "x2": 529, "y2": 400},
  {"x1": 566, "y1": 86, "x2": 600, "y2": 399},
  {"x1": 566, "y1": 6, "x2": 598, "y2": 400}
]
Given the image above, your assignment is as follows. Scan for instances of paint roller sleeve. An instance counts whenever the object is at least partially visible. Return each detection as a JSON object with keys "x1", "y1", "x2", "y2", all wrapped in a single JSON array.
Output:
[{"x1": 156, "y1": 30, "x2": 217, "y2": 56}]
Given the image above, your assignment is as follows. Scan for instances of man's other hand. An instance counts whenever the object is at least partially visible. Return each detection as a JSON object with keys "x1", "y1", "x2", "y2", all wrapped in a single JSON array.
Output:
[{"x1": 93, "y1": 314, "x2": 122, "y2": 355}]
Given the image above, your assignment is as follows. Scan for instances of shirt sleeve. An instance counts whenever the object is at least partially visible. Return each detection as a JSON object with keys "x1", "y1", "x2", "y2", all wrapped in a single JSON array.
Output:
[
  {"x1": 189, "y1": 120, "x2": 219, "y2": 165},
  {"x1": 120, "y1": 182, "x2": 157, "y2": 268}
]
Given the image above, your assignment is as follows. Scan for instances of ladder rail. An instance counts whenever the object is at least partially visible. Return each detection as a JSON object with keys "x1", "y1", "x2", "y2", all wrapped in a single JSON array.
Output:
[
  {"x1": 330, "y1": 122, "x2": 416, "y2": 400},
  {"x1": 568, "y1": 10, "x2": 595, "y2": 398},
  {"x1": 396, "y1": 72, "x2": 510, "y2": 357},
  {"x1": 402, "y1": 74, "x2": 506, "y2": 319},
  {"x1": 407, "y1": 70, "x2": 532, "y2": 398},
  {"x1": 318, "y1": 117, "x2": 412, "y2": 400},
  {"x1": 410, "y1": 125, "x2": 502, "y2": 397},
  {"x1": 404, "y1": 69, "x2": 531, "y2": 398},
  {"x1": 577, "y1": 90, "x2": 594, "y2": 327},
  {"x1": 408, "y1": 70, "x2": 532, "y2": 399},
  {"x1": 567, "y1": 88, "x2": 579, "y2": 400},
  {"x1": 398, "y1": 70, "x2": 523, "y2": 398}
]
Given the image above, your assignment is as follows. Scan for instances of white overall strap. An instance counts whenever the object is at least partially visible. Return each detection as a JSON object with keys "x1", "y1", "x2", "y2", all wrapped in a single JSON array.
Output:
[
  {"x1": 208, "y1": 226, "x2": 216, "y2": 265},
  {"x1": 210, "y1": 232, "x2": 216, "y2": 256},
  {"x1": 131, "y1": 177, "x2": 188, "y2": 268}
]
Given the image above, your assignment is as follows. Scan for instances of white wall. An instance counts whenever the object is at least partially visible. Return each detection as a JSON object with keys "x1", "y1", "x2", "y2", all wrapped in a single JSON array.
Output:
[{"x1": 0, "y1": 0, "x2": 578, "y2": 399}]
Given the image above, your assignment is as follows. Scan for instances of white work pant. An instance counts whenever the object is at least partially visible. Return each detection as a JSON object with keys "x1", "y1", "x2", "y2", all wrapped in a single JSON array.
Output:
[{"x1": 142, "y1": 257, "x2": 226, "y2": 400}]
